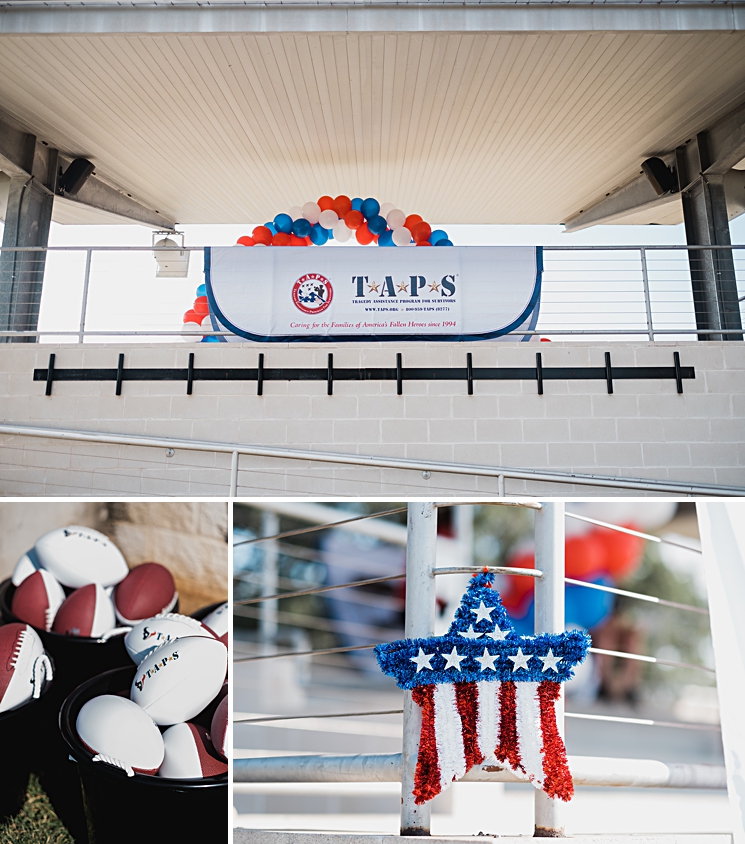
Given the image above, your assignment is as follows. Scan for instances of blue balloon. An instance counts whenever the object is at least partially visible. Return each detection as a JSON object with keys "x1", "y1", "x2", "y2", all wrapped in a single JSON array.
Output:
[
  {"x1": 265, "y1": 221, "x2": 277, "y2": 235},
  {"x1": 351, "y1": 197, "x2": 363, "y2": 211},
  {"x1": 435, "y1": 238, "x2": 453, "y2": 246},
  {"x1": 328, "y1": 228, "x2": 334, "y2": 240},
  {"x1": 361, "y1": 198, "x2": 380, "y2": 220},
  {"x1": 274, "y1": 213, "x2": 293, "y2": 234},
  {"x1": 367, "y1": 214, "x2": 387, "y2": 235},
  {"x1": 196, "y1": 284, "x2": 207, "y2": 298},
  {"x1": 309, "y1": 223, "x2": 329, "y2": 245},
  {"x1": 292, "y1": 218, "x2": 311, "y2": 238},
  {"x1": 378, "y1": 229, "x2": 394, "y2": 246},
  {"x1": 201, "y1": 335, "x2": 220, "y2": 343},
  {"x1": 430, "y1": 229, "x2": 448, "y2": 245},
  {"x1": 565, "y1": 578, "x2": 614, "y2": 631}
]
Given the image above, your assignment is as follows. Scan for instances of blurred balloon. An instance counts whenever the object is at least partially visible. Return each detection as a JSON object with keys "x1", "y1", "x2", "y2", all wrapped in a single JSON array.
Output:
[
  {"x1": 344, "y1": 210, "x2": 364, "y2": 230},
  {"x1": 392, "y1": 227, "x2": 412, "y2": 246},
  {"x1": 194, "y1": 297, "x2": 209, "y2": 315},
  {"x1": 288, "y1": 206, "x2": 303, "y2": 221},
  {"x1": 333, "y1": 195, "x2": 352, "y2": 217},
  {"x1": 264, "y1": 222, "x2": 277, "y2": 235},
  {"x1": 274, "y1": 213, "x2": 292, "y2": 234},
  {"x1": 196, "y1": 284, "x2": 206, "y2": 297},
  {"x1": 351, "y1": 197, "x2": 363, "y2": 211},
  {"x1": 378, "y1": 229, "x2": 394, "y2": 246},
  {"x1": 379, "y1": 202, "x2": 395, "y2": 218},
  {"x1": 412, "y1": 221, "x2": 432, "y2": 243},
  {"x1": 416, "y1": 241, "x2": 431, "y2": 246},
  {"x1": 404, "y1": 214, "x2": 422, "y2": 231},
  {"x1": 309, "y1": 224, "x2": 329, "y2": 245},
  {"x1": 361, "y1": 198, "x2": 380, "y2": 219},
  {"x1": 200, "y1": 314, "x2": 212, "y2": 327},
  {"x1": 435, "y1": 239, "x2": 453, "y2": 246},
  {"x1": 333, "y1": 220, "x2": 353, "y2": 242},
  {"x1": 387, "y1": 209, "x2": 406, "y2": 229},
  {"x1": 183, "y1": 309, "x2": 199, "y2": 324},
  {"x1": 319, "y1": 209, "x2": 339, "y2": 229},
  {"x1": 356, "y1": 223, "x2": 374, "y2": 245},
  {"x1": 302, "y1": 202, "x2": 321, "y2": 224},
  {"x1": 429, "y1": 229, "x2": 448, "y2": 245},
  {"x1": 272, "y1": 232, "x2": 292, "y2": 246},
  {"x1": 201, "y1": 336, "x2": 220, "y2": 343},
  {"x1": 289, "y1": 234, "x2": 308, "y2": 246},
  {"x1": 318, "y1": 195, "x2": 335, "y2": 211},
  {"x1": 367, "y1": 214, "x2": 387, "y2": 235},
  {"x1": 292, "y1": 218, "x2": 312, "y2": 238},
  {"x1": 252, "y1": 226, "x2": 273, "y2": 245},
  {"x1": 236, "y1": 236, "x2": 255, "y2": 246}
]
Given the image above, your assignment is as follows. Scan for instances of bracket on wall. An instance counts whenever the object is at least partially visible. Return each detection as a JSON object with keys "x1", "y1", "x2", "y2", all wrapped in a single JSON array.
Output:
[{"x1": 35, "y1": 351, "x2": 694, "y2": 397}]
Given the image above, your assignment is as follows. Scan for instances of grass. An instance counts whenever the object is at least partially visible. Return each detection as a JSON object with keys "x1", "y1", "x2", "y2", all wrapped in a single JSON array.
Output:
[{"x1": 0, "y1": 776, "x2": 74, "y2": 844}]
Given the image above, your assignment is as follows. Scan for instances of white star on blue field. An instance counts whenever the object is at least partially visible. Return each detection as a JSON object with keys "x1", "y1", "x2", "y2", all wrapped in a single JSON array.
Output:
[{"x1": 375, "y1": 570, "x2": 590, "y2": 689}]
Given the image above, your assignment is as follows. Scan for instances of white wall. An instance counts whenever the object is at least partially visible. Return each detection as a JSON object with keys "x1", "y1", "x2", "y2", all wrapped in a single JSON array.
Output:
[{"x1": 0, "y1": 341, "x2": 742, "y2": 496}]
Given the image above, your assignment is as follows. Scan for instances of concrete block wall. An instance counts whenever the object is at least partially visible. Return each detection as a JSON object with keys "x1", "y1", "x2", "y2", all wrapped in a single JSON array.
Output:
[{"x1": 0, "y1": 341, "x2": 742, "y2": 496}]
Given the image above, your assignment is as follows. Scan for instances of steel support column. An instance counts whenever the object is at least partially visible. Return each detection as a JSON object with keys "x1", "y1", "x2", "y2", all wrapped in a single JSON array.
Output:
[
  {"x1": 400, "y1": 502, "x2": 437, "y2": 836},
  {"x1": 676, "y1": 138, "x2": 742, "y2": 341},
  {"x1": 533, "y1": 501, "x2": 566, "y2": 837}
]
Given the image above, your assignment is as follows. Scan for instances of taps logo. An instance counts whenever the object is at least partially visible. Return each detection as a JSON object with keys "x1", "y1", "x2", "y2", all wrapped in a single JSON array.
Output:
[
  {"x1": 133, "y1": 650, "x2": 180, "y2": 692},
  {"x1": 292, "y1": 273, "x2": 333, "y2": 314}
]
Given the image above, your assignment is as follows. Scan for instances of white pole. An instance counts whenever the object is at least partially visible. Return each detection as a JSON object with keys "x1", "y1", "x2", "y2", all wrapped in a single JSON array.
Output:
[
  {"x1": 230, "y1": 450, "x2": 239, "y2": 497},
  {"x1": 400, "y1": 502, "x2": 437, "y2": 836},
  {"x1": 533, "y1": 501, "x2": 566, "y2": 837}
]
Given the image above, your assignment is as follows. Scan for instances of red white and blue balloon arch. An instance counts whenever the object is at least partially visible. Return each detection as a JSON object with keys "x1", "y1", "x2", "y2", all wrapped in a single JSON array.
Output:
[{"x1": 183, "y1": 196, "x2": 452, "y2": 335}]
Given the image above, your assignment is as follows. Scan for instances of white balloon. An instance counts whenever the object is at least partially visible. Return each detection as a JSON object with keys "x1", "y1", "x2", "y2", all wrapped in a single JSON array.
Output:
[
  {"x1": 181, "y1": 322, "x2": 203, "y2": 342},
  {"x1": 379, "y1": 202, "x2": 395, "y2": 218},
  {"x1": 392, "y1": 226, "x2": 412, "y2": 246},
  {"x1": 302, "y1": 202, "x2": 321, "y2": 224},
  {"x1": 319, "y1": 209, "x2": 339, "y2": 230},
  {"x1": 333, "y1": 220, "x2": 353, "y2": 242},
  {"x1": 387, "y1": 209, "x2": 406, "y2": 229},
  {"x1": 288, "y1": 206, "x2": 303, "y2": 221},
  {"x1": 200, "y1": 315, "x2": 212, "y2": 327}
]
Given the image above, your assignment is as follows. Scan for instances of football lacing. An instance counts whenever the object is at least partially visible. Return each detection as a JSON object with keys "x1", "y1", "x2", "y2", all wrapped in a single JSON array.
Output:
[
  {"x1": 156, "y1": 612, "x2": 202, "y2": 628},
  {"x1": 97, "y1": 627, "x2": 132, "y2": 643},
  {"x1": 9, "y1": 627, "x2": 25, "y2": 668},
  {"x1": 32, "y1": 654, "x2": 53, "y2": 698},
  {"x1": 92, "y1": 754, "x2": 135, "y2": 777}
]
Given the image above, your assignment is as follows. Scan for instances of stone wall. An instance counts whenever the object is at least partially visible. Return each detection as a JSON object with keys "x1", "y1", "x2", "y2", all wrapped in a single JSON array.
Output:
[{"x1": 0, "y1": 341, "x2": 742, "y2": 496}]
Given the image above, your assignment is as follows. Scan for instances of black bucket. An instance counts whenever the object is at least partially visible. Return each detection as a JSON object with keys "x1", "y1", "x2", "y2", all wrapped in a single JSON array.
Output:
[
  {"x1": 60, "y1": 666, "x2": 227, "y2": 844},
  {"x1": 0, "y1": 666, "x2": 54, "y2": 821}
]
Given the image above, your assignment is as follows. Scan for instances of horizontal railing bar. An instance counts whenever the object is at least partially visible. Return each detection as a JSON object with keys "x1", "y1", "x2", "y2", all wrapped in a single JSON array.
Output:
[
  {"x1": 233, "y1": 573, "x2": 406, "y2": 606},
  {"x1": 589, "y1": 646, "x2": 715, "y2": 673},
  {"x1": 235, "y1": 709, "x2": 403, "y2": 725},
  {"x1": 234, "y1": 604, "x2": 398, "y2": 639},
  {"x1": 565, "y1": 510, "x2": 702, "y2": 553},
  {"x1": 2, "y1": 244, "x2": 744, "y2": 252},
  {"x1": 233, "y1": 507, "x2": 408, "y2": 547},
  {"x1": 432, "y1": 565, "x2": 543, "y2": 578},
  {"x1": 233, "y1": 643, "x2": 378, "y2": 664},
  {"x1": 565, "y1": 578, "x2": 709, "y2": 615},
  {"x1": 232, "y1": 753, "x2": 727, "y2": 789},
  {"x1": 0, "y1": 423, "x2": 741, "y2": 496}
]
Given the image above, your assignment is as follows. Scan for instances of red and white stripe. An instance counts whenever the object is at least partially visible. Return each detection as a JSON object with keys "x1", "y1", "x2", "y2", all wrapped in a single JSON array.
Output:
[{"x1": 411, "y1": 680, "x2": 572, "y2": 805}]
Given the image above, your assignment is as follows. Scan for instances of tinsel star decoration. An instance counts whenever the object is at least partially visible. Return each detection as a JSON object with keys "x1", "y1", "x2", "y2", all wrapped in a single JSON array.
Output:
[{"x1": 375, "y1": 569, "x2": 590, "y2": 804}]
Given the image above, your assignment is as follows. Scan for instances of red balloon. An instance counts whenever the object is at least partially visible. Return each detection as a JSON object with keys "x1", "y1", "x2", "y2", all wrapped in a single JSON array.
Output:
[
  {"x1": 412, "y1": 221, "x2": 432, "y2": 243},
  {"x1": 405, "y1": 214, "x2": 423, "y2": 232},
  {"x1": 289, "y1": 234, "x2": 308, "y2": 246},
  {"x1": 356, "y1": 223, "x2": 374, "y2": 245},
  {"x1": 318, "y1": 195, "x2": 335, "y2": 211},
  {"x1": 236, "y1": 235, "x2": 255, "y2": 247},
  {"x1": 333, "y1": 195, "x2": 352, "y2": 217},
  {"x1": 565, "y1": 533, "x2": 606, "y2": 579},
  {"x1": 593, "y1": 526, "x2": 645, "y2": 580},
  {"x1": 344, "y1": 210, "x2": 364, "y2": 230},
  {"x1": 272, "y1": 232, "x2": 291, "y2": 246},
  {"x1": 183, "y1": 309, "x2": 199, "y2": 324},
  {"x1": 193, "y1": 297, "x2": 209, "y2": 316},
  {"x1": 252, "y1": 226, "x2": 272, "y2": 245},
  {"x1": 416, "y1": 241, "x2": 432, "y2": 246},
  {"x1": 305, "y1": 236, "x2": 313, "y2": 245}
]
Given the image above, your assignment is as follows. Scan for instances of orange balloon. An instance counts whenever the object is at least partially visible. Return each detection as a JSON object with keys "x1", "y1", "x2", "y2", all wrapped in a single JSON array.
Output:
[
  {"x1": 344, "y1": 210, "x2": 364, "y2": 230},
  {"x1": 412, "y1": 222, "x2": 432, "y2": 243},
  {"x1": 252, "y1": 226, "x2": 272, "y2": 245},
  {"x1": 565, "y1": 533, "x2": 606, "y2": 579},
  {"x1": 193, "y1": 297, "x2": 209, "y2": 316},
  {"x1": 183, "y1": 309, "x2": 199, "y2": 324},
  {"x1": 237, "y1": 235, "x2": 255, "y2": 247},
  {"x1": 318, "y1": 195, "x2": 335, "y2": 211},
  {"x1": 356, "y1": 223, "x2": 374, "y2": 245},
  {"x1": 272, "y1": 232, "x2": 291, "y2": 246},
  {"x1": 333, "y1": 195, "x2": 352, "y2": 217},
  {"x1": 405, "y1": 214, "x2": 423, "y2": 232},
  {"x1": 289, "y1": 234, "x2": 308, "y2": 246},
  {"x1": 416, "y1": 241, "x2": 431, "y2": 246},
  {"x1": 593, "y1": 526, "x2": 645, "y2": 580},
  {"x1": 305, "y1": 236, "x2": 313, "y2": 245}
]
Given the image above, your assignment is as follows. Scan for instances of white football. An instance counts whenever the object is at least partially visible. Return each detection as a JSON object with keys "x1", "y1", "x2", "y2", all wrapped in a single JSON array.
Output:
[
  {"x1": 130, "y1": 636, "x2": 228, "y2": 726},
  {"x1": 52, "y1": 583, "x2": 117, "y2": 638},
  {"x1": 0, "y1": 623, "x2": 53, "y2": 713},
  {"x1": 11, "y1": 549, "x2": 43, "y2": 586},
  {"x1": 124, "y1": 613, "x2": 215, "y2": 665},
  {"x1": 34, "y1": 526, "x2": 128, "y2": 589},
  {"x1": 158, "y1": 722, "x2": 228, "y2": 779},
  {"x1": 200, "y1": 602, "x2": 229, "y2": 645},
  {"x1": 11, "y1": 569, "x2": 66, "y2": 631},
  {"x1": 76, "y1": 695, "x2": 164, "y2": 776}
]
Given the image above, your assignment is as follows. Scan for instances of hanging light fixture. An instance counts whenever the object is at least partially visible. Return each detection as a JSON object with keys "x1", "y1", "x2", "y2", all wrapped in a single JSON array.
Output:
[{"x1": 153, "y1": 230, "x2": 189, "y2": 277}]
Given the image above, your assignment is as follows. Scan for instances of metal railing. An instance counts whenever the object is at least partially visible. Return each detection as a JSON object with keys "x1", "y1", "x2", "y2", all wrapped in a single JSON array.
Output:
[
  {"x1": 0, "y1": 244, "x2": 743, "y2": 343},
  {"x1": 233, "y1": 502, "x2": 725, "y2": 838}
]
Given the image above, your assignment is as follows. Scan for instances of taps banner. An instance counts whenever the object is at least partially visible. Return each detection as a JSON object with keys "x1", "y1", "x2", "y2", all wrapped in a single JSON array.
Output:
[{"x1": 204, "y1": 245, "x2": 542, "y2": 342}]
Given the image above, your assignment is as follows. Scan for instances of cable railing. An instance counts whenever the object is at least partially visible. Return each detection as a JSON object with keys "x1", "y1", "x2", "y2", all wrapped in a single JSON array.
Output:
[
  {"x1": 1, "y1": 244, "x2": 743, "y2": 343},
  {"x1": 233, "y1": 501, "x2": 723, "y2": 837}
]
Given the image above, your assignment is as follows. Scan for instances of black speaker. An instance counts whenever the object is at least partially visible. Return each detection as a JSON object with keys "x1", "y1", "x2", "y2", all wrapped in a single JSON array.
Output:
[
  {"x1": 641, "y1": 157, "x2": 677, "y2": 196},
  {"x1": 58, "y1": 158, "x2": 95, "y2": 196}
]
